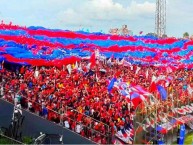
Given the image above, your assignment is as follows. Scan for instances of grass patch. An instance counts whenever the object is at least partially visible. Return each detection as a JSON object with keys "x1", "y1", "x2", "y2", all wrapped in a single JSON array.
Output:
[
  {"x1": 0, "y1": 135, "x2": 33, "y2": 144},
  {"x1": 22, "y1": 136, "x2": 33, "y2": 144},
  {"x1": 0, "y1": 136, "x2": 16, "y2": 144},
  {"x1": 172, "y1": 132, "x2": 193, "y2": 145},
  {"x1": 184, "y1": 132, "x2": 193, "y2": 145}
]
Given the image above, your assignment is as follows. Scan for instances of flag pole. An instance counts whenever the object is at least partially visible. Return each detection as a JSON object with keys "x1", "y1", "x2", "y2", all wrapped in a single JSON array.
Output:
[{"x1": 155, "y1": 97, "x2": 158, "y2": 143}]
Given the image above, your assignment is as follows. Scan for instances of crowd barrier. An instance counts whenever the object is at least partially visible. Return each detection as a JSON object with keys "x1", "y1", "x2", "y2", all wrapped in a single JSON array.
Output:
[
  {"x1": 0, "y1": 134, "x2": 23, "y2": 144},
  {"x1": 133, "y1": 90, "x2": 193, "y2": 144},
  {"x1": 1, "y1": 69, "x2": 192, "y2": 144},
  {"x1": 2, "y1": 86, "x2": 193, "y2": 144},
  {"x1": 0, "y1": 98, "x2": 95, "y2": 144},
  {"x1": 0, "y1": 87, "x2": 112, "y2": 144}
]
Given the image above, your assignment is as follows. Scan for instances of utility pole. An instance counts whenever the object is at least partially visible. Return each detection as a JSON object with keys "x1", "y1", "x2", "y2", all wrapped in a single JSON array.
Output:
[{"x1": 155, "y1": 0, "x2": 166, "y2": 37}]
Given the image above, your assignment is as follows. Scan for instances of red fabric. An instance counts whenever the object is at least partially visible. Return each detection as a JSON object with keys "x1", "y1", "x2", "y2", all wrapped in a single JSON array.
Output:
[
  {"x1": 90, "y1": 52, "x2": 96, "y2": 68},
  {"x1": 150, "y1": 82, "x2": 157, "y2": 92},
  {"x1": 20, "y1": 66, "x2": 25, "y2": 74},
  {"x1": 115, "y1": 71, "x2": 121, "y2": 78},
  {"x1": 131, "y1": 97, "x2": 142, "y2": 109},
  {"x1": 160, "y1": 129, "x2": 167, "y2": 134},
  {"x1": 122, "y1": 132, "x2": 128, "y2": 138},
  {"x1": 77, "y1": 114, "x2": 83, "y2": 122},
  {"x1": 3, "y1": 54, "x2": 81, "y2": 67}
]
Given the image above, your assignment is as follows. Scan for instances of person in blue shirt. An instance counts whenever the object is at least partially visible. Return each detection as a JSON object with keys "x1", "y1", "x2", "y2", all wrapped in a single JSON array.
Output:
[
  {"x1": 42, "y1": 106, "x2": 48, "y2": 119},
  {"x1": 28, "y1": 81, "x2": 33, "y2": 89}
]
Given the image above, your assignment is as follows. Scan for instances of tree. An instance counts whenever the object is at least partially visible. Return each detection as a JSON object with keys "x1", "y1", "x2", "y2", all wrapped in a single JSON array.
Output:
[{"x1": 183, "y1": 32, "x2": 189, "y2": 39}]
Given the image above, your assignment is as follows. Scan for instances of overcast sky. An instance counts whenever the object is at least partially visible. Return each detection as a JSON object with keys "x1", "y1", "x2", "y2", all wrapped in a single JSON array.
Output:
[{"x1": 0, "y1": 0, "x2": 192, "y2": 37}]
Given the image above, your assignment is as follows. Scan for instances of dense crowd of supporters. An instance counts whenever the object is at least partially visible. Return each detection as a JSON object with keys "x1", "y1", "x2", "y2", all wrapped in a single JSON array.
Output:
[{"x1": 0, "y1": 58, "x2": 193, "y2": 144}]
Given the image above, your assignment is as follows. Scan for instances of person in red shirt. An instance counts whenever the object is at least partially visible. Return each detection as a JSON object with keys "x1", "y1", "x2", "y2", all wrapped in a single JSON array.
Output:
[{"x1": 20, "y1": 66, "x2": 25, "y2": 75}]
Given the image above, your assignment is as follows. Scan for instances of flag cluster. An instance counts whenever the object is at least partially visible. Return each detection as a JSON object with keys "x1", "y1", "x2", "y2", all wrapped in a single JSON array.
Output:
[{"x1": 0, "y1": 23, "x2": 193, "y2": 68}]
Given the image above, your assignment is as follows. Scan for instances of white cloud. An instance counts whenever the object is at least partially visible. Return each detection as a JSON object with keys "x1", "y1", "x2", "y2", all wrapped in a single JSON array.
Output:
[
  {"x1": 129, "y1": 1, "x2": 156, "y2": 16},
  {"x1": 56, "y1": 0, "x2": 155, "y2": 23},
  {"x1": 0, "y1": 0, "x2": 192, "y2": 37},
  {"x1": 0, "y1": 0, "x2": 156, "y2": 33},
  {"x1": 54, "y1": 0, "x2": 156, "y2": 34}
]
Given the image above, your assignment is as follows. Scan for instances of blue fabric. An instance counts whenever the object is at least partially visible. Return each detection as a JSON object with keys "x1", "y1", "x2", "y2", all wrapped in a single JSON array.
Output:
[
  {"x1": 48, "y1": 94, "x2": 53, "y2": 100},
  {"x1": 157, "y1": 140, "x2": 165, "y2": 145},
  {"x1": 157, "y1": 85, "x2": 167, "y2": 101},
  {"x1": 183, "y1": 85, "x2": 187, "y2": 90},
  {"x1": 121, "y1": 128, "x2": 127, "y2": 135},
  {"x1": 42, "y1": 107, "x2": 48, "y2": 116},
  {"x1": 156, "y1": 125, "x2": 164, "y2": 132},
  {"x1": 170, "y1": 118, "x2": 177, "y2": 125},
  {"x1": 130, "y1": 92, "x2": 140, "y2": 100},
  {"x1": 178, "y1": 124, "x2": 185, "y2": 145},
  {"x1": 28, "y1": 82, "x2": 33, "y2": 89},
  {"x1": 41, "y1": 85, "x2": 46, "y2": 90},
  {"x1": 121, "y1": 90, "x2": 129, "y2": 96},
  {"x1": 108, "y1": 78, "x2": 117, "y2": 92},
  {"x1": 0, "y1": 24, "x2": 193, "y2": 68}
]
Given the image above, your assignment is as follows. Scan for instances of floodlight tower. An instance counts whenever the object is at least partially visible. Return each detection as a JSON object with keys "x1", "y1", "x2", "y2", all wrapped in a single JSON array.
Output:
[{"x1": 155, "y1": 0, "x2": 166, "y2": 37}]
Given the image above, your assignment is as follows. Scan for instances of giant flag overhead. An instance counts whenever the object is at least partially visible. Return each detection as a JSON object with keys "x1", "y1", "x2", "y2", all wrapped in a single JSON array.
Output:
[{"x1": 0, "y1": 23, "x2": 193, "y2": 68}]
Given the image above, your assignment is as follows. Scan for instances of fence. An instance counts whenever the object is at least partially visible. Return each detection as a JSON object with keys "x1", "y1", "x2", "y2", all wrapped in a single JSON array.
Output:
[
  {"x1": 2, "y1": 71, "x2": 192, "y2": 144},
  {"x1": 133, "y1": 89, "x2": 193, "y2": 144},
  {"x1": 0, "y1": 133, "x2": 23, "y2": 144},
  {"x1": 0, "y1": 98, "x2": 96, "y2": 144},
  {"x1": 0, "y1": 86, "x2": 112, "y2": 144}
]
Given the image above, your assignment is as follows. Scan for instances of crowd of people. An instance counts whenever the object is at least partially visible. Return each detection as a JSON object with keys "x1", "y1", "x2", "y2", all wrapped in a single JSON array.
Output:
[{"x1": 0, "y1": 58, "x2": 193, "y2": 144}]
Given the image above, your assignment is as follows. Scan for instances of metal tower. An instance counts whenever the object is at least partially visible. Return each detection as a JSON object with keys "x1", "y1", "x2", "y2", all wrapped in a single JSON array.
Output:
[{"x1": 155, "y1": 0, "x2": 166, "y2": 37}]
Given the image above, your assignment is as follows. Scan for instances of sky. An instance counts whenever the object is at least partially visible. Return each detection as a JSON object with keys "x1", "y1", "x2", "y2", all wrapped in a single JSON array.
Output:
[{"x1": 0, "y1": 0, "x2": 192, "y2": 37}]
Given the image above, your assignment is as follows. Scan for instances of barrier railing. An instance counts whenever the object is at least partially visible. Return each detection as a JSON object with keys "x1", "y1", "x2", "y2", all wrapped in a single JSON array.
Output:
[
  {"x1": 2, "y1": 71, "x2": 192, "y2": 144},
  {"x1": 0, "y1": 133, "x2": 23, "y2": 144},
  {"x1": 1, "y1": 86, "x2": 112, "y2": 144},
  {"x1": 65, "y1": 106, "x2": 110, "y2": 132},
  {"x1": 133, "y1": 89, "x2": 193, "y2": 144}
]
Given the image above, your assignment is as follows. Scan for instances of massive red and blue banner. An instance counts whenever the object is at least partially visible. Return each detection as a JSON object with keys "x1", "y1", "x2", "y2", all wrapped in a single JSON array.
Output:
[{"x1": 0, "y1": 23, "x2": 193, "y2": 68}]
